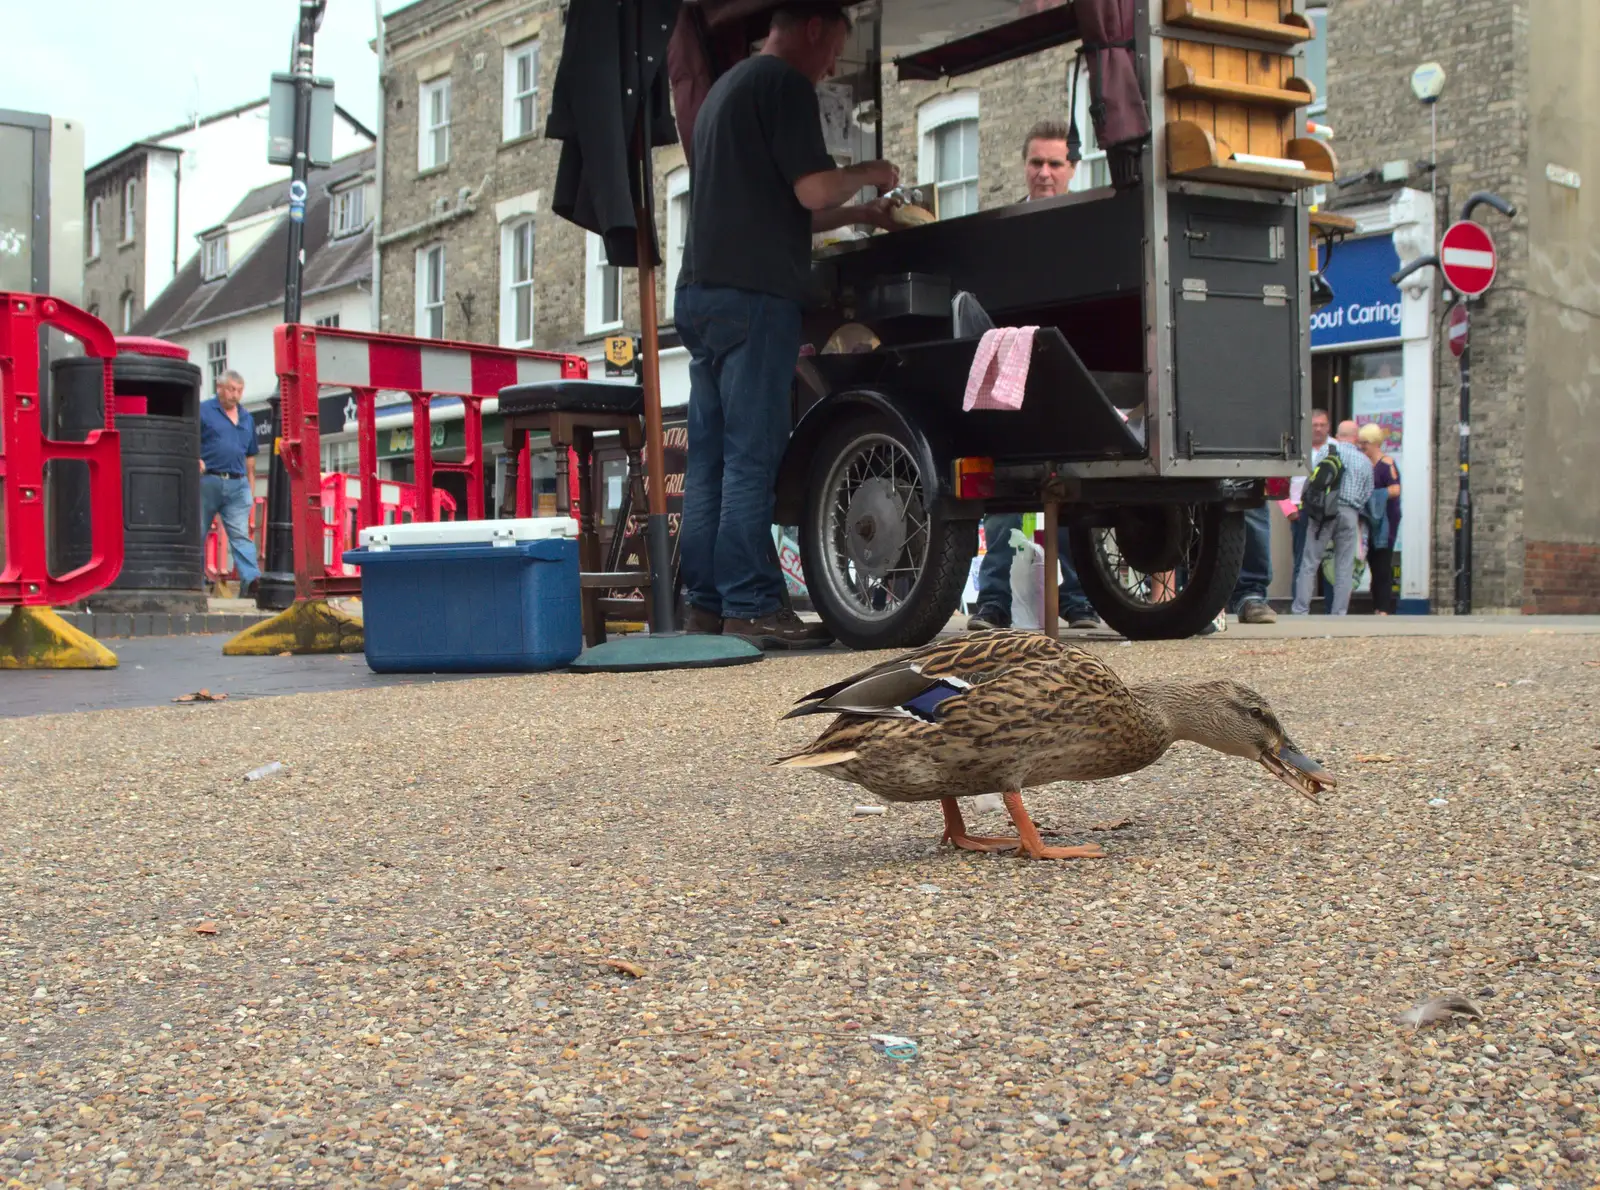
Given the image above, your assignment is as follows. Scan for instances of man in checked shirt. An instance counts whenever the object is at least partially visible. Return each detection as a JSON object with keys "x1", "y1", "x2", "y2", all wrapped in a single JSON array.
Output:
[{"x1": 1291, "y1": 420, "x2": 1374, "y2": 616}]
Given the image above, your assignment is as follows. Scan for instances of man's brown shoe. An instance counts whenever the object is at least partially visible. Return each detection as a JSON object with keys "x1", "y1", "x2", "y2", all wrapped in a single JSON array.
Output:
[
  {"x1": 1237, "y1": 599, "x2": 1277, "y2": 625},
  {"x1": 724, "y1": 608, "x2": 834, "y2": 650},
  {"x1": 682, "y1": 604, "x2": 724, "y2": 635}
]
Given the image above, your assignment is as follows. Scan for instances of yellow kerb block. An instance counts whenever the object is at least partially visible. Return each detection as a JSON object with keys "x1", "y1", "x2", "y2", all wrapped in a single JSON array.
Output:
[
  {"x1": 222, "y1": 599, "x2": 364, "y2": 656},
  {"x1": 0, "y1": 605, "x2": 119, "y2": 669}
]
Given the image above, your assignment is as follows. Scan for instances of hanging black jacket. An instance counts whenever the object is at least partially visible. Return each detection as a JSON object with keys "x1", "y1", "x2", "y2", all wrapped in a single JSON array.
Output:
[{"x1": 546, "y1": 0, "x2": 682, "y2": 268}]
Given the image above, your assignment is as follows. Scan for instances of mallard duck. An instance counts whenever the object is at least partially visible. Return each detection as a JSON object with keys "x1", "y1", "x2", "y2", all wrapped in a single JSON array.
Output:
[{"x1": 772, "y1": 630, "x2": 1335, "y2": 860}]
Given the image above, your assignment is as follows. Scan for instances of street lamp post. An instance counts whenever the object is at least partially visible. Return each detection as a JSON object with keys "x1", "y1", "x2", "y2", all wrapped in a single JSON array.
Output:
[{"x1": 257, "y1": 0, "x2": 327, "y2": 611}]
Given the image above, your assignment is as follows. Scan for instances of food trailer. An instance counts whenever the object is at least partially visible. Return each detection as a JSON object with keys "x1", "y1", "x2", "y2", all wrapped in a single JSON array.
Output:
[{"x1": 677, "y1": 0, "x2": 1335, "y2": 648}]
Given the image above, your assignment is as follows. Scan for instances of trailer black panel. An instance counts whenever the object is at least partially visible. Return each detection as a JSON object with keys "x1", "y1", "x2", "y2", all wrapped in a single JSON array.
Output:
[{"x1": 1167, "y1": 193, "x2": 1303, "y2": 459}]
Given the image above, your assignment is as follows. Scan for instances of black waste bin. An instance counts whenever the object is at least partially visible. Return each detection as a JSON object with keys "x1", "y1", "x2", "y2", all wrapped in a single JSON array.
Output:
[{"x1": 48, "y1": 337, "x2": 207, "y2": 613}]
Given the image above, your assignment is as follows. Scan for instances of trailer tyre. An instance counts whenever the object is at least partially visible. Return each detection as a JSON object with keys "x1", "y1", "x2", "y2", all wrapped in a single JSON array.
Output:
[
  {"x1": 1068, "y1": 503, "x2": 1245, "y2": 640},
  {"x1": 800, "y1": 413, "x2": 977, "y2": 651}
]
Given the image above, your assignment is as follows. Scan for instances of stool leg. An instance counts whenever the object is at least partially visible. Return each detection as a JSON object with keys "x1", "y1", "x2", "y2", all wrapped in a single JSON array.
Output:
[
  {"x1": 503, "y1": 427, "x2": 523, "y2": 519},
  {"x1": 574, "y1": 427, "x2": 605, "y2": 648},
  {"x1": 623, "y1": 428, "x2": 655, "y2": 632}
]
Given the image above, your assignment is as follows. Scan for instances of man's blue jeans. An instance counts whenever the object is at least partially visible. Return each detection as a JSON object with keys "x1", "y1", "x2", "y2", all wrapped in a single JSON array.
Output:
[
  {"x1": 974, "y1": 513, "x2": 1094, "y2": 622},
  {"x1": 201, "y1": 474, "x2": 260, "y2": 584},
  {"x1": 1229, "y1": 504, "x2": 1272, "y2": 611},
  {"x1": 675, "y1": 284, "x2": 800, "y2": 621}
]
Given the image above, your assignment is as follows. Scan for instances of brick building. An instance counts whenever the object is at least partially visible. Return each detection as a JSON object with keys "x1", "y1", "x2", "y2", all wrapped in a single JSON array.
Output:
[
  {"x1": 1315, "y1": 0, "x2": 1599, "y2": 612},
  {"x1": 375, "y1": 0, "x2": 699, "y2": 515},
  {"x1": 376, "y1": 0, "x2": 688, "y2": 367}
]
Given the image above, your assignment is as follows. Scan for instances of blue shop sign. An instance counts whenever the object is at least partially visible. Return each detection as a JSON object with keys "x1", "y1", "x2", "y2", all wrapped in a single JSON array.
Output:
[{"x1": 1310, "y1": 233, "x2": 1404, "y2": 349}]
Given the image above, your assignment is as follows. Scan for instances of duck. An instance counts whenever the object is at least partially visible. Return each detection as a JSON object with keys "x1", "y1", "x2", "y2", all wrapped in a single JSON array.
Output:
[{"x1": 772, "y1": 630, "x2": 1335, "y2": 860}]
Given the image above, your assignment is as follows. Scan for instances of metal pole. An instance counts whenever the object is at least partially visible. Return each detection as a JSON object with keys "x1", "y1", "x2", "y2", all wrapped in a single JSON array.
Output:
[
  {"x1": 371, "y1": 0, "x2": 385, "y2": 331},
  {"x1": 257, "y1": 0, "x2": 324, "y2": 611},
  {"x1": 1454, "y1": 298, "x2": 1471, "y2": 615},
  {"x1": 632, "y1": 0, "x2": 677, "y2": 635}
]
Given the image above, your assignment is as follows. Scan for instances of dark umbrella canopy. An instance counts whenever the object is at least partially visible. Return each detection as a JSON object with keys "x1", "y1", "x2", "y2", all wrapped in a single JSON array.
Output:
[{"x1": 545, "y1": 0, "x2": 683, "y2": 268}]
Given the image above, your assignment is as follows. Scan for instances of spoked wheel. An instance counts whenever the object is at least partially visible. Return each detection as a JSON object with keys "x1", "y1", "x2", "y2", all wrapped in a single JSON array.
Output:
[
  {"x1": 800, "y1": 414, "x2": 976, "y2": 651},
  {"x1": 1067, "y1": 502, "x2": 1244, "y2": 640}
]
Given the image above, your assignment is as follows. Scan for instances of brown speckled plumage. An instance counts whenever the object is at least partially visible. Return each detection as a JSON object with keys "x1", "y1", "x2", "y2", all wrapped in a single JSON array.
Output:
[
  {"x1": 775, "y1": 631, "x2": 1175, "y2": 802},
  {"x1": 774, "y1": 629, "x2": 1336, "y2": 817}
]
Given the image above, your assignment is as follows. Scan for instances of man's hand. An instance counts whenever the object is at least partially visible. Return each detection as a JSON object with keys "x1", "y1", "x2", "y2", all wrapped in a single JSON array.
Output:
[
  {"x1": 860, "y1": 196, "x2": 900, "y2": 231},
  {"x1": 199, "y1": 460, "x2": 206, "y2": 474},
  {"x1": 860, "y1": 159, "x2": 899, "y2": 191},
  {"x1": 1284, "y1": 506, "x2": 1299, "y2": 521}
]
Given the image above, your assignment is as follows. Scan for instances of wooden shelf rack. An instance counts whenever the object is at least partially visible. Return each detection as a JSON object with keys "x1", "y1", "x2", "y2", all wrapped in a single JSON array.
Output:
[
  {"x1": 1167, "y1": 120, "x2": 1333, "y2": 190},
  {"x1": 1163, "y1": 57, "x2": 1314, "y2": 111},
  {"x1": 1163, "y1": 0, "x2": 1314, "y2": 44}
]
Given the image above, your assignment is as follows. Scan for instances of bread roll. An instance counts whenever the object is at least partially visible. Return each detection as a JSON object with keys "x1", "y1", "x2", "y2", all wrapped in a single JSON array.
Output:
[{"x1": 891, "y1": 204, "x2": 937, "y2": 228}]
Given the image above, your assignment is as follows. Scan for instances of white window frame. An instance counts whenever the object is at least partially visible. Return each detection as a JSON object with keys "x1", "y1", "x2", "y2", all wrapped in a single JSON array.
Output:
[
  {"x1": 415, "y1": 243, "x2": 446, "y2": 338},
  {"x1": 500, "y1": 216, "x2": 536, "y2": 347},
  {"x1": 119, "y1": 294, "x2": 134, "y2": 333},
  {"x1": 88, "y1": 197, "x2": 102, "y2": 259},
  {"x1": 1303, "y1": 2, "x2": 1329, "y2": 117},
  {"x1": 1066, "y1": 72, "x2": 1111, "y2": 194},
  {"x1": 664, "y1": 167, "x2": 690, "y2": 322},
  {"x1": 201, "y1": 234, "x2": 228, "y2": 281},
  {"x1": 329, "y1": 184, "x2": 367, "y2": 238},
  {"x1": 584, "y1": 233, "x2": 623, "y2": 335},
  {"x1": 121, "y1": 179, "x2": 137, "y2": 244},
  {"x1": 314, "y1": 313, "x2": 341, "y2": 328},
  {"x1": 503, "y1": 39, "x2": 540, "y2": 141},
  {"x1": 206, "y1": 339, "x2": 228, "y2": 386},
  {"x1": 418, "y1": 78, "x2": 451, "y2": 170},
  {"x1": 916, "y1": 91, "x2": 980, "y2": 219}
]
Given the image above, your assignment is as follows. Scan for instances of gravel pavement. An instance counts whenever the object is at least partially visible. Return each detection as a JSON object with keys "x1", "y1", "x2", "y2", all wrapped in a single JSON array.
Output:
[{"x1": 2, "y1": 634, "x2": 1597, "y2": 1188}]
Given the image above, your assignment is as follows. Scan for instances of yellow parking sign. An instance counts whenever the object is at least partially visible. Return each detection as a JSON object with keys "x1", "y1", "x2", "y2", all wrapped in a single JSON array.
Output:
[{"x1": 604, "y1": 335, "x2": 636, "y2": 376}]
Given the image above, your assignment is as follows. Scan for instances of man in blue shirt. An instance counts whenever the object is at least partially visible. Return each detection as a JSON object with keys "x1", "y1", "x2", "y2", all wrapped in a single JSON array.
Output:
[{"x1": 199, "y1": 370, "x2": 261, "y2": 596}]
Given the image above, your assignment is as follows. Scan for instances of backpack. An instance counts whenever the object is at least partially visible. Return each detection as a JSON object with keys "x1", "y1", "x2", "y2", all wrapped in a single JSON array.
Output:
[{"x1": 1302, "y1": 447, "x2": 1345, "y2": 524}]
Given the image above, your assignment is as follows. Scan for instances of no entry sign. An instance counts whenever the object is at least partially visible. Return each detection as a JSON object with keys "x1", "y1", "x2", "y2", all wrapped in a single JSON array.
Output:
[
  {"x1": 1440, "y1": 220, "x2": 1498, "y2": 296},
  {"x1": 1447, "y1": 303, "x2": 1469, "y2": 357}
]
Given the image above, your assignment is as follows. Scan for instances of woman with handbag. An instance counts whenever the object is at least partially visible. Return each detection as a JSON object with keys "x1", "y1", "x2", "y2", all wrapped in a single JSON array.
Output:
[{"x1": 1358, "y1": 422, "x2": 1401, "y2": 614}]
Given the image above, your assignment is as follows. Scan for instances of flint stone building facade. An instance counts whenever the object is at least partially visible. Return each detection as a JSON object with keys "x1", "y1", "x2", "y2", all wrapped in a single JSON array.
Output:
[{"x1": 377, "y1": 0, "x2": 685, "y2": 375}]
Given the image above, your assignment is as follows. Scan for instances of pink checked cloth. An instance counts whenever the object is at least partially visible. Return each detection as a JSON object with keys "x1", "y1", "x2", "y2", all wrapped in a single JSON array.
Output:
[{"x1": 962, "y1": 326, "x2": 1037, "y2": 412}]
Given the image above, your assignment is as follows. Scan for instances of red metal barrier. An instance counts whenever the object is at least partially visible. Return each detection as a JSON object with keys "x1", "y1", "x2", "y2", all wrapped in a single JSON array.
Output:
[
  {"x1": 317, "y1": 472, "x2": 456, "y2": 578},
  {"x1": 204, "y1": 477, "x2": 457, "y2": 584},
  {"x1": 0, "y1": 293, "x2": 123, "y2": 606},
  {"x1": 273, "y1": 324, "x2": 586, "y2": 602}
]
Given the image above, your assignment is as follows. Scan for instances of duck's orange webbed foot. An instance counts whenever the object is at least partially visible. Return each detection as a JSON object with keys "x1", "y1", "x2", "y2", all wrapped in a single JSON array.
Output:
[
  {"x1": 940, "y1": 797, "x2": 1020, "y2": 852},
  {"x1": 1004, "y1": 792, "x2": 1106, "y2": 860}
]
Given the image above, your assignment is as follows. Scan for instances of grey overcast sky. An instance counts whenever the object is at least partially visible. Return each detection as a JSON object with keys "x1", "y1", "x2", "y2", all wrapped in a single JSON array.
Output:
[{"x1": 9, "y1": 0, "x2": 416, "y2": 165}]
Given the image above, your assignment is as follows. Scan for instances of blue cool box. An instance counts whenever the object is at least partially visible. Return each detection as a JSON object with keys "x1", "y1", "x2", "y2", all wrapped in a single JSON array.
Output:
[{"x1": 343, "y1": 531, "x2": 582, "y2": 674}]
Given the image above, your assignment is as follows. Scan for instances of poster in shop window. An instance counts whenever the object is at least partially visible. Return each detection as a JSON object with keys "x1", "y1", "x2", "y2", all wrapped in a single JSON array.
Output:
[{"x1": 1352, "y1": 375, "x2": 1404, "y2": 447}]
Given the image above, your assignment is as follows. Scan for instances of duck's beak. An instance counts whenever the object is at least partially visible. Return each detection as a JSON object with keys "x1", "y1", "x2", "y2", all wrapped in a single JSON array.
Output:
[{"x1": 1258, "y1": 740, "x2": 1336, "y2": 803}]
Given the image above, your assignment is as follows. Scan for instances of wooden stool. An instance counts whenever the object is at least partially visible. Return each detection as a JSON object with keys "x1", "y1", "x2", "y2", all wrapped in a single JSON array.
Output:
[{"x1": 499, "y1": 380, "x2": 651, "y2": 647}]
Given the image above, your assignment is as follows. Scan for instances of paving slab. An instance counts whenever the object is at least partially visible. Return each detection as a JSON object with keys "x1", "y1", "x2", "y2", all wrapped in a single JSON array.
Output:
[{"x1": 0, "y1": 636, "x2": 472, "y2": 719}]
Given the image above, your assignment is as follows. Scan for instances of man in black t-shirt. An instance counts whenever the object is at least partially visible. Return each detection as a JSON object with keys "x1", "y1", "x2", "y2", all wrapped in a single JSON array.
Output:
[{"x1": 676, "y1": 2, "x2": 899, "y2": 650}]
